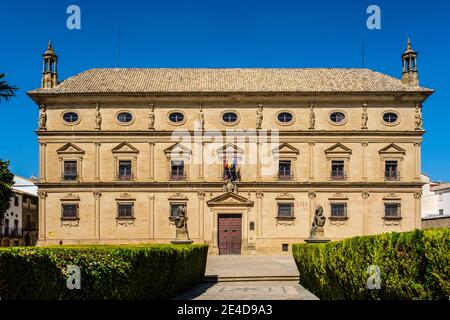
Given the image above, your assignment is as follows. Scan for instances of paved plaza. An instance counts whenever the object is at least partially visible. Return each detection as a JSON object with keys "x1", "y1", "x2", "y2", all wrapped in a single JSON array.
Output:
[{"x1": 176, "y1": 255, "x2": 318, "y2": 300}]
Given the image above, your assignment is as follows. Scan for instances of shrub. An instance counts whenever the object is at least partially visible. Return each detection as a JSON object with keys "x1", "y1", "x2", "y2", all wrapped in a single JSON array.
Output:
[
  {"x1": 292, "y1": 229, "x2": 450, "y2": 300},
  {"x1": 0, "y1": 244, "x2": 208, "y2": 300}
]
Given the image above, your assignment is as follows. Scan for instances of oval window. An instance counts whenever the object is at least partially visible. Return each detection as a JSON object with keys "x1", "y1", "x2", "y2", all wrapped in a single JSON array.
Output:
[
  {"x1": 277, "y1": 112, "x2": 293, "y2": 123},
  {"x1": 169, "y1": 112, "x2": 185, "y2": 123},
  {"x1": 222, "y1": 112, "x2": 238, "y2": 123},
  {"x1": 383, "y1": 112, "x2": 398, "y2": 123},
  {"x1": 330, "y1": 112, "x2": 346, "y2": 124},
  {"x1": 63, "y1": 112, "x2": 79, "y2": 123},
  {"x1": 117, "y1": 112, "x2": 133, "y2": 123}
]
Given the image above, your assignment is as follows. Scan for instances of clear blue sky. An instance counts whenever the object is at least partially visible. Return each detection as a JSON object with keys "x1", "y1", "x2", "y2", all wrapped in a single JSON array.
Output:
[{"x1": 1, "y1": 0, "x2": 449, "y2": 181}]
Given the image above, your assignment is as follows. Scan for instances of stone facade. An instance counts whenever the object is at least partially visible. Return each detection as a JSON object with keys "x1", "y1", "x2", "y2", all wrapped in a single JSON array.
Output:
[{"x1": 27, "y1": 41, "x2": 433, "y2": 254}]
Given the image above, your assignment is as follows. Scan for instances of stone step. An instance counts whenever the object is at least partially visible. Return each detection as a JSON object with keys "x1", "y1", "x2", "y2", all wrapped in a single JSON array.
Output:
[{"x1": 204, "y1": 275, "x2": 299, "y2": 282}]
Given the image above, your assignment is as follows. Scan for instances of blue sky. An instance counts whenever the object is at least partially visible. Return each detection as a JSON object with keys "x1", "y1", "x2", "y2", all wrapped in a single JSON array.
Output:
[{"x1": 0, "y1": 0, "x2": 449, "y2": 181}]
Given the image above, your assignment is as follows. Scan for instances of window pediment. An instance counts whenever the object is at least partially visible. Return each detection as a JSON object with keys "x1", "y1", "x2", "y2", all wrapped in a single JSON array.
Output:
[
  {"x1": 57, "y1": 143, "x2": 85, "y2": 155},
  {"x1": 112, "y1": 142, "x2": 139, "y2": 154},
  {"x1": 379, "y1": 143, "x2": 406, "y2": 156},
  {"x1": 164, "y1": 143, "x2": 192, "y2": 159},
  {"x1": 325, "y1": 143, "x2": 352, "y2": 155},
  {"x1": 272, "y1": 143, "x2": 299, "y2": 156},
  {"x1": 217, "y1": 143, "x2": 244, "y2": 155}
]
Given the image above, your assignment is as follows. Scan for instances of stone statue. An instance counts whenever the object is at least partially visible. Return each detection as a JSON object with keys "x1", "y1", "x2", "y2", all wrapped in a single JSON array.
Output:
[
  {"x1": 95, "y1": 104, "x2": 102, "y2": 130},
  {"x1": 171, "y1": 205, "x2": 193, "y2": 244},
  {"x1": 312, "y1": 205, "x2": 326, "y2": 230},
  {"x1": 38, "y1": 105, "x2": 47, "y2": 130},
  {"x1": 173, "y1": 205, "x2": 187, "y2": 229},
  {"x1": 199, "y1": 104, "x2": 205, "y2": 131},
  {"x1": 309, "y1": 102, "x2": 315, "y2": 130},
  {"x1": 223, "y1": 178, "x2": 237, "y2": 193},
  {"x1": 361, "y1": 103, "x2": 368, "y2": 129},
  {"x1": 256, "y1": 103, "x2": 263, "y2": 129},
  {"x1": 149, "y1": 104, "x2": 155, "y2": 130},
  {"x1": 415, "y1": 103, "x2": 423, "y2": 130}
]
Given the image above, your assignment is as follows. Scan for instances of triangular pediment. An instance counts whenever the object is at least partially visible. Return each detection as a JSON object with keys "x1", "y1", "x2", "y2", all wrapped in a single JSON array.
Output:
[
  {"x1": 57, "y1": 143, "x2": 85, "y2": 155},
  {"x1": 164, "y1": 143, "x2": 192, "y2": 155},
  {"x1": 112, "y1": 142, "x2": 139, "y2": 154},
  {"x1": 207, "y1": 192, "x2": 254, "y2": 207},
  {"x1": 272, "y1": 143, "x2": 299, "y2": 155},
  {"x1": 325, "y1": 143, "x2": 352, "y2": 155},
  {"x1": 379, "y1": 143, "x2": 406, "y2": 155},
  {"x1": 216, "y1": 143, "x2": 244, "y2": 155}
]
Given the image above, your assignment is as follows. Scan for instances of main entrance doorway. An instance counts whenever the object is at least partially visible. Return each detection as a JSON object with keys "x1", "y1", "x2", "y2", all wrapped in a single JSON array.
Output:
[{"x1": 218, "y1": 214, "x2": 242, "y2": 255}]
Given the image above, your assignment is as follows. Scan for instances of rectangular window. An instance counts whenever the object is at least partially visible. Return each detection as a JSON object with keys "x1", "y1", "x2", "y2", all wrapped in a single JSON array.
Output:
[
  {"x1": 278, "y1": 160, "x2": 292, "y2": 180},
  {"x1": 384, "y1": 203, "x2": 401, "y2": 218},
  {"x1": 61, "y1": 204, "x2": 78, "y2": 219},
  {"x1": 170, "y1": 203, "x2": 186, "y2": 218},
  {"x1": 385, "y1": 161, "x2": 399, "y2": 180},
  {"x1": 277, "y1": 203, "x2": 294, "y2": 218},
  {"x1": 171, "y1": 160, "x2": 185, "y2": 180},
  {"x1": 331, "y1": 203, "x2": 347, "y2": 218},
  {"x1": 118, "y1": 160, "x2": 132, "y2": 180},
  {"x1": 64, "y1": 160, "x2": 78, "y2": 181},
  {"x1": 439, "y1": 209, "x2": 444, "y2": 215},
  {"x1": 14, "y1": 196, "x2": 19, "y2": 206},
  {"x1": 282, "y1": 244, "x2": 289, "y2": 252},
  {"x1": 117, "y1": 203, "x2": 134, "y2": 218},
  {"x1": 331, "y1": 160, "x2": 345, "y2": 180}
]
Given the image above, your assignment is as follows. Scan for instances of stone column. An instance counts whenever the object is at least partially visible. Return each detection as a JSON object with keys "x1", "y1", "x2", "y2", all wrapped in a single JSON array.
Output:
[
  {"x1": 149, "y1": 142, "x2": 155, "y2": 181},
  {"x1": 308, "y1": 192, "x2": 316, "y2": 230},
  {"x1": 198, "y1": 142, "x2": 204, "y2": 181},
  {"x1": 39, "y1": 142, "x2": 47, "y2": 183},
  {"x1": 414, "y1": 191, "x2": 422, "y2": 229},
  {"x1": 414, "y1": 142, "x2": 421, "y2": 181},
  {"x1": 362, "y1": 142, "x2": 368, "y2": 182},
  {"x1": 256, "y1": 141, "x2": 262, "y2": 181},
  {"x1": 94, "y1": 142, "x2": 101, "y2": 181},
  {"x1": 362, "y1": 192, "x2": 370, "y2": 235},
  {"x1": 308, "y1": 142, "x2": 315, "y2": 181},
  {"x1": 93, "y1": 192, "x2": 101, "y2": 239},
  {"x1": 149, "y1": 194, "x2": 155, "y2": 239},
  {"x1": 256, "y1": 191, "x2": 263, "y2": 238},
  {"x1": 38, "y1": 191, "x2": 47, "y2": 242},
  {"x1": 198, "y1": 192, "x2": 205, "y2": 239}
]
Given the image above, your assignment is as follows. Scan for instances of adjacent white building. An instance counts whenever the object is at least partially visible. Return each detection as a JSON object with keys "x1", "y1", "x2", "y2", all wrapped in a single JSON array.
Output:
[{"x1": 0, "y1": 176, "x2": 39, "y2": 247}]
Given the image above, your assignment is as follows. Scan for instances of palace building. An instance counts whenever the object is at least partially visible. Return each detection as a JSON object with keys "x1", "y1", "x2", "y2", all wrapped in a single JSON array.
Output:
[{"x1": 27, "y1": 40, "x2": 433, "y2": 254}]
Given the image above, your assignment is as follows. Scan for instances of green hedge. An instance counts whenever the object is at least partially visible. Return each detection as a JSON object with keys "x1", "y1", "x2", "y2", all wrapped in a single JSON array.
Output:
[
  {"x1": 0, "y1": 244, "x2": 208, "y2": 300},
  {"x1": 292, "y1": 229, "x2": 450, "y2": 300}
]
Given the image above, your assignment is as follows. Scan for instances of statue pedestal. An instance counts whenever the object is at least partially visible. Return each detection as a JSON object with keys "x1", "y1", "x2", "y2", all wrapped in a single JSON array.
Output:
[
  {"x1": 305, "y1": 227, "x2": 331, "y2": 244},
  {"x1": 170, "y1": 228, "x2": 193, "y2": 245}
]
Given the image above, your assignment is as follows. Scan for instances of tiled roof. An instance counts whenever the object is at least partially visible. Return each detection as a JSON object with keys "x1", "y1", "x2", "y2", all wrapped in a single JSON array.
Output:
[{"x1": 27, "y1": 68, "x2": 433, "y2": 95}]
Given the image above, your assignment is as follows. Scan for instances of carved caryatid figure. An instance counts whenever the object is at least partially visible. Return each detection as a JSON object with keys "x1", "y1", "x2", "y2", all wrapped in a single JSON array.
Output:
[
  {"x1": 312, "y1": 205, "x2": 326, "y2": 230},
  {"x1": 174, "y1": 205, "x2": 188, "y2": 229},
  {"x1": 199, "y1": 104, "x2": 205, "y2": 131},
  {"x1": 361, "y1": 103, "x2": 368, "y2": 129},
  {"x1": 95, "y1": 104, "x2": 102, "y2": 130},
  {"x1": 309, "y1": 102, "x2": 315, "y2": 130},
  {"x1": 415, "y1": 103, "x2": 423, "y2": 130},
  {"x1": 256, "y1": 103, "x2": 263, "y2": 129},
  {"x1": 149, "y1": 103, "x2": 155, "y2": 130},
  {"x1": 38, "y1": 105, "x2": 47, "y2": 130}
]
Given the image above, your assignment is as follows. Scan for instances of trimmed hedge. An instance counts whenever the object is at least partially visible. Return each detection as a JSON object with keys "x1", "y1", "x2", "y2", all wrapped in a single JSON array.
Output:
[
  {"x1": 0, "y1": 244, "x2": 208, "y2": 300},
  {"x1": 292, "y1": 229, "x2": 450, "y2": 300}
]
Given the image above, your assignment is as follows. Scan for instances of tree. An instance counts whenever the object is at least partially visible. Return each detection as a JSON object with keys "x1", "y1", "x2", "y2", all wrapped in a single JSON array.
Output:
[
  {"x1": 0, "y1": 73, "x2": 18, "y2": 102},
  {"x1": 0, "y1": 160, "x2": 15, "y2": 227}
]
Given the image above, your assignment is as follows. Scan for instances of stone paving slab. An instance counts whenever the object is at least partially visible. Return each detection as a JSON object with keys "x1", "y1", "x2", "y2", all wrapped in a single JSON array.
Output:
[
  {"x1": 175, "y1": 255, "x2": 318, "y2": 300},
  {"x1": 205, "y1": 255, "x2": 300, "y2": 278},
  {"x1": 175, "y1": 281, "x2": 318, "y2": 300}
]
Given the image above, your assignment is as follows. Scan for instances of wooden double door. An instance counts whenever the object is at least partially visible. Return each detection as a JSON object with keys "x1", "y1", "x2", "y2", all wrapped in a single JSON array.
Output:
[{"x1": 218, "y1": 214, "x2": 242, "y2": 255}]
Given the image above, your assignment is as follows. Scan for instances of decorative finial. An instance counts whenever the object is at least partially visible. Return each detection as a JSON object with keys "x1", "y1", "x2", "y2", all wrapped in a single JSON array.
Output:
[{"x1": 407, "y1": 37, "x2": 411, "y2": 50}]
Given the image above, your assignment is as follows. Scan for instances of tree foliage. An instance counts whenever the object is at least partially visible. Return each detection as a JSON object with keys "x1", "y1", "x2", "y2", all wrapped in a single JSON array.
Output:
[
  {"x1": 0, "y1": 73, "x2": 18, "y2": 102},
  {"x1": 0, "y1": 160, "x2": 15, "y2": 224}
]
